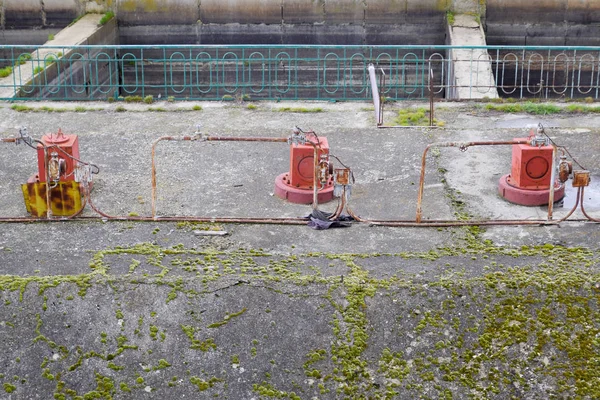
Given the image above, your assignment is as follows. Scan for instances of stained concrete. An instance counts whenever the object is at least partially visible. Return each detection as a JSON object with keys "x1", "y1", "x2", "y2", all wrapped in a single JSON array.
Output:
[{"x1": 0, "y1": 101, "x2": 599, "y2": 398}]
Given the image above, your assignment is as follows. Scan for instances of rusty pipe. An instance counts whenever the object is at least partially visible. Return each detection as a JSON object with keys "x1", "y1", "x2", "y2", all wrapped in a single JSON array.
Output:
[
  {"x1": 205, "y1": 136, "x2": 288, "y2": 143},
  {"x1": 310, "y1": 141, "x2": 320, "y2": 210},
  {"x1": 547, "y1": 145, "x2": 557, "y2": 220},
  {"x1": 366, "y1": 220, "x2": 558, "y2": 227},
  {"x1": 30, "y1": 138, "x2": 54, "y2": 220},
  {"x1": 580, "y1": 186, "x2": 600, "y2": 223},
  {"x1": 558, "y1": 187, "x2": 581, "y2": 223},
  {"x1": 416, "y1": 140, "x2": 530, "y2": 223},
  {"x1": 151, "y1": 134, "x2": 306, "y2": 218},
  {"x1": 0, "y1": 216, "x2": 310, "y2": 224},
  {"x1": 1, "y1": 137, "x2": 17, "y2": 143}
]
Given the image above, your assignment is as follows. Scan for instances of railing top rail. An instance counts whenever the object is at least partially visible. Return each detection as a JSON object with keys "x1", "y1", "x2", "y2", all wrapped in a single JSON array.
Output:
[{"x1": 2, "y1": 44, "x2": 600, "y2": 51}]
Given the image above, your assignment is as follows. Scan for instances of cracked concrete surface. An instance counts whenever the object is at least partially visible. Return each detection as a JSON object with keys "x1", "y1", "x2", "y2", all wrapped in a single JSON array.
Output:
[{"x1": 0, "y1": 100, "x2": 599, "y2": 399}]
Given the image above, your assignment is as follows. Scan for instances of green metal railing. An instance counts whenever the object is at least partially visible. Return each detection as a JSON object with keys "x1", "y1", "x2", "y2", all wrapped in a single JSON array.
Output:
[{"x1": 1, "y1": 45, "x2": 600, "y2": 101}]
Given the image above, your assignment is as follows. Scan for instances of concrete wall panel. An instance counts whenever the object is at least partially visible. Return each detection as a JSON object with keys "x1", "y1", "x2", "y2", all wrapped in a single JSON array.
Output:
[
  {"x1": 118, "y1": 0, "x2": 198, "y2": 25},
  {"x1": 324, "y1": 0, "x2": 364, "y2": 24},
  {"x1": 487, "y1": 0, "x2": 567, "y2": 24},
  {"x1": 365, "y1": 0, "x2": 407, "y2": 24},
  {"x1": 283, "y1": 24, "x2": 364, "y2": 44},
  {"x1": 566, "y1": 0, "x2": 600, "y2": 24},
  {"x1": 365, "y1": 23, "x2": 445, "y2": 45},
  {"x1": 283, "y1": 0, "x2": 324, "y2": 24},
  {"x1": 405, "y1": 0, "x2": 448, "y2": 24},
  {"x1": 566, "y1": 25, "x2": 600, "y2": 46},
  {"x1": 43, "y1": 0, "x2": 79, "y2": 26},
  {"x1": 200, "y1": 0, "x2": 282, "y2": 25},
  {"x1": 4, "y1": 0, "x2": 43, "y2": 28}
]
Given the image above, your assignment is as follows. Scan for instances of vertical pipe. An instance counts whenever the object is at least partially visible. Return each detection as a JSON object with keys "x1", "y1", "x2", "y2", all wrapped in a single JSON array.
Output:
[
  {"x1": 312, "y1": 142, "x2": 319, "y2": 210},
  {"x1": 429, "y1": 69, "x2": 434, "y2": 127},
  {"x1": 44, "y1": 146, "x2": 51, "y2": 219},
  {"x1": 415, "y1": 144, "x2": 431, "y2": 223},
  {"x1": 368, "y1": 64, "x2": 381, "y2": 126},
  {"x1": 547, "y1": 145, "x2": 557, "y2": 220}
]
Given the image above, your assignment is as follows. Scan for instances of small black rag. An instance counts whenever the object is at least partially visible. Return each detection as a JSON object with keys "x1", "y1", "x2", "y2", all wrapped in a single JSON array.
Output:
[{"x1": 306, "y1": 209, "x2": 354, "y2": 230}]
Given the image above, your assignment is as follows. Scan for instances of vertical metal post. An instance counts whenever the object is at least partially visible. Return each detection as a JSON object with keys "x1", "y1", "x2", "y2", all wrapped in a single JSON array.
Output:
[
  {"x1": 547, "y1": 145, "x2": 557, "y2": 221},
  {"x1": 312, "y1": 144, "x2": 319, "y2": 210},
  {"x1": 368, "y1": 64, "x2": 381, "y2": 127},
  {"x1": 429, "y1": 68, "x2": 434, "y2": 127}
]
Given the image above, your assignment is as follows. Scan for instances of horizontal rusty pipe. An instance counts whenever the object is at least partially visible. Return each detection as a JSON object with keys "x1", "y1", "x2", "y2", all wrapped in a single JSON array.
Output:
[
  {"x1": 0, "y1": 216, "x2": 309, "y2": 224},
  {"x1": 151, "y1": 134, "x2": 322, "y2": 218},
  {"x1": 366, "y1": 220, "x2": 558, "y2": 227},
  {"x1": 416, "y1": 140, "x2": 530, "y2": 223},
  {"x1": 81, "y1": 180, "x2": 309, "y2": 225},
  {"x1": 205, "y1": 135, "x2": 320, "y2": 210},
  {"x1": 1, "y1": 137, "x2": 17, "y2": 143},
  {"x1": 205, "y1": 136, "x2": 288, "y2": 143},
  {"x1": 3, "y1": 216, "x2": 596, "y2": 226}
]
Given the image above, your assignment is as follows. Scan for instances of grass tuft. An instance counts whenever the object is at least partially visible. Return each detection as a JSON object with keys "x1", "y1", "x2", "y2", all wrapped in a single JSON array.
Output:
[{"x1": 99, "y1": 11, "x2": 115, "y2": 26}]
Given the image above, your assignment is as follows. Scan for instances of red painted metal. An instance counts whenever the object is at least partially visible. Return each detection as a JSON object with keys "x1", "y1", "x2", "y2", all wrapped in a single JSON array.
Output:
[
  {"x1": 498, "y1": 174, "x2": 565, "y2": 206},
  {"x1": 274, "y1": 172, "x2": 334, "y2": 204},
  {"x1": 36, "y1": 128, "x2": 80, "y2": 183},
  {"x1": 274, "y1": 134, "x2": 334, "y2": 204},
  {"x1": 498, "y1": 137, "x2": 565, "y2": 206},
  {"x1": 508, "y1": 137, "x2": 553, "y2": 189}
]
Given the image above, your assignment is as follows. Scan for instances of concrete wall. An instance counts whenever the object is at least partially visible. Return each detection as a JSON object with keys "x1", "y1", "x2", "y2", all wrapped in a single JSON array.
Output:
[
  {"x1": 2, "y1": 0, "x2": 82, "y2": 28},
  {"x1": 485, "y1": 0, "x2": 600, "y2": 46},
  {"x1": 2, "y1": 0, "x2": 600, "y2": 46},
  {"x1": 117, "y1": 0, "x2": 449, "y2": 45}
]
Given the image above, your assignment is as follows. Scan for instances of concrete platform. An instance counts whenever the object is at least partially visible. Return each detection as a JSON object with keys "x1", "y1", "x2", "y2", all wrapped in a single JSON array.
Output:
[{"x1": 0, "y1": 101, "x2": 599, "y2": 399}]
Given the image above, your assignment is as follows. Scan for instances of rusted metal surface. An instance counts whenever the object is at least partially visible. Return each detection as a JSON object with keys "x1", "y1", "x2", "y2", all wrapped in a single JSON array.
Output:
[
  {"x1": 22, "y1": 181, "x2": 82, "y2": 217},
  {"x1": 547, "y1": 146, "x2": 557, "y2": 220},
  {"x1": 572, "y1": 170, "x2": 591, "y2": 187},
  {"x1": 4, "y1": 132, "x2": 600, "y2": 227},
  {"x1": 206, "y1": 136, "x2": 288, "y2": 143},
  {"x1": 151, "y1": 134, "x2": 320, "y2": 219},
  {"x1": 558, "y1": 187, "x2": 581, "y2": 222},
  {"x1": 580, "y1": 186, "x2": 600, "y2": 223}
]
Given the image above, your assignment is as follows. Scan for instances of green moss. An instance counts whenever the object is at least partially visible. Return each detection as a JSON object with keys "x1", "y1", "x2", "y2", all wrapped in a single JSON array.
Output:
[
  {"x1": 181, "y1": 325, "x2": 217, "y2": 351},
  {"x1": 190, "y1": 376, "x2": 223, "y2": 391},
  {"x1": 207, "y1": 308, "x2": 247, "y2": 328},
  {"x1": 3, "y1": 383, "x2": 16, "y2": 393},
  {"x1": 153, "y1": 359, "x2": 171, "y2": 370},
  {"x1": 394, "y1": 107, "x2": 443, "y2": 126},
  {"x1": 252, "y1": 382, "x2": 300, "y2": 399},
  {"x1": 107, "y1": 362, "x2": 124, "y2": 371}
]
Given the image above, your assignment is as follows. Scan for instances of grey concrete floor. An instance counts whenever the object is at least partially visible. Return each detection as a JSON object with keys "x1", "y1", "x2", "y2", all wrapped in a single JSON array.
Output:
[{"x1": 0, "y1": 101, "x2": 599, "y2": 399}]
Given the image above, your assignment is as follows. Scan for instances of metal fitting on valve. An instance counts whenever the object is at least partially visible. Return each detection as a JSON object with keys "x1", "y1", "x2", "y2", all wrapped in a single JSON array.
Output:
[
  {"x1": 318, "y1": 154, "x2": 330, "y2": 186},
  {"x1": 530, "y1": 123, "x2": 550, "y2": 147},
  {"x1": 333, "y1": 168, "x2": 352, "y2": 199},
  {"x1": 572, "y1": 170, "x2": 591, "y2": 187},
  {"x1": 558, "y1": 155, "x2": 573, "y2": 183},
  {"x1": 48, "y1": 152, "x2": 65, "y2": 183},
  {"x1": 288, "y1": 126, "x2": 307, "y2": 146}
]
